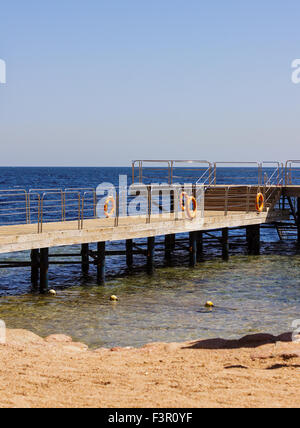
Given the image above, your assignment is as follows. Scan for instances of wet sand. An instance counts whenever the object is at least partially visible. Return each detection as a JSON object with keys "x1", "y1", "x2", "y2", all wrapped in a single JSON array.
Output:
[{"x1": 0, "y1": 329, "x2": 299, "y2": 408}]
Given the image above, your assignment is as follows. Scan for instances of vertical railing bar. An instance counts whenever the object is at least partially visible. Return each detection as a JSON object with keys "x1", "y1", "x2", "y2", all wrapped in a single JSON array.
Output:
[
  {"x1": 62, "y1": 191, "x2": 65, "y2": 221},
  {"x1": 93, "y1": 190, "x2": 96, "y2": 218},
  {"x1": 246, "y1": 186, "x2": 250, "y2": 213},
  {"x1": 224, "y1": 187, "x2": 229, "y2": 216},
  {"x1": 147, "y1": 186, "x2": 151, "y2": 224},
  {"x1": 114, "y1": 192, "x2": 119, "y2": 227},
  {"x1": 78, "y1": 193, "x2": 81, "y2": 230}
]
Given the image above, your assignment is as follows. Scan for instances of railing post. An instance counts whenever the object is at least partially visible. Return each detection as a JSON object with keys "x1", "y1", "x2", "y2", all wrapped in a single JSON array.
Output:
[
  {"x1": 224, "y1": 187, "x2": 229, "y2": 216},
  {"x1": 147, "y1": 186, "x2": 152, "y2": 224},
  {"x1": 132, "y1": 161, "x2": 135, "y2": 185},
  {"x1": 78, "y1": 193, "x2": 81, "y2": 230},
  {"x1": 114, "y1": 192, "x2": 119, "y2": 227},
  {"x1": 297, "y1": 198, "x2": 300, "y2": 245},
  {"x1": 213, "y1": 163, "x2": 217, "y2": 186},
  {"x1": 246, "y1": 186, "x2": 250, "y2": 213}
]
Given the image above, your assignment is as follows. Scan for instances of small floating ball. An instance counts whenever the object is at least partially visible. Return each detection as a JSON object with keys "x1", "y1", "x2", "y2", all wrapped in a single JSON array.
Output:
[
  {"x1": 49, "y1": 289, "x2": 57, "y2": 296},
  {"x1": 205, "y1": 301, "x2": 214, "y2": 308},
  {"x1": 110, "y1": 295, "x2": 118, "y2": 302}
]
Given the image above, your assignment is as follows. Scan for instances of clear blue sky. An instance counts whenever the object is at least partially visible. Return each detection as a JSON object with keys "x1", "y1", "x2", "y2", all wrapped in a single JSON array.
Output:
[{"x1": 0, "y1": 0, "x2": 300, "y2": 166}]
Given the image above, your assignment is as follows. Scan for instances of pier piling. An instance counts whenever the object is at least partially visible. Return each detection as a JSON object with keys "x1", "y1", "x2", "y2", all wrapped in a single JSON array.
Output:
[
  {"x1": 97, "y1": 242, "x2": 106, "y2": 285},
  {"x1": 196, "y1": 231, "x2": 204, "y2": 261},
  {"x1": 30, "y1": 249, "x2": 40, "y2": 286},
  {"x1": 165, "y1": 234, "x2": 173, "y2": 263},
  {"x1": 189, "y1": 232, "x2": 197, "y2": 267},
  {"x1": 39, "y1": 248, "x2": 49, "y2": 292},
  {"x1": 126, "y1": 239, "x2": 133, "y2": 269},
  {"x1": 246, "y1": 225, "x2": 260, "y2": 255},
  {"x1": 147, "y1": 237, "x2": 155, "y2": 273},
  {"x1": 222, "y1": 228, "x2": 229, "y2": 261},
  {"x1": 81, "y1": 244, "x2": 89, "y2": 274}
]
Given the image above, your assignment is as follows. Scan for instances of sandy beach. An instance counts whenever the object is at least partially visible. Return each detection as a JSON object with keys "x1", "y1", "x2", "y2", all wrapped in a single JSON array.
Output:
[{"x1": 0, "y1": 329, "x2": 299, "y2": 408}]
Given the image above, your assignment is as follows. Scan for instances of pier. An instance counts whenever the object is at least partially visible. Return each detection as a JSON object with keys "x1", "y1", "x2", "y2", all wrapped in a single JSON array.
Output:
[{"x1": 0, "y1": 160, "x2": 300, "y2": 291}]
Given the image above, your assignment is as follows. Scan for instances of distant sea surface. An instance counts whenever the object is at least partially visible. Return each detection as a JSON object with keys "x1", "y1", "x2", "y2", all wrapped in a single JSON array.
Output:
[{"x1": 0, "y1": 167, "x2": 299, "y2": 348}]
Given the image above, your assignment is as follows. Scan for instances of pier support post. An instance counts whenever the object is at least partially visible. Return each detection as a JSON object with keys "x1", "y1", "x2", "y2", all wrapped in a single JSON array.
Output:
[
  {"x1": 222, "y1": 228, "x2": 229, "y2": 261},
  {"x1": 297, "y1": 198, "x2": 300, "y2": 244},
  {"x1": 39, "y1": 248, "x2": 49, "y2": 292},
  {"x1": 31, "y1": 249, "x2": 40, "y2": 286},
  {"x1": 147, "y1": 237, "x2": 155, "y2": 273},
  {"x1": 126, "y1": 239, "x2": 133, "y2": 269},
  {"x1": 246, "y1": 225, "x2": 260, "y2": 255},
  {"x1": 81, "y1": 244, "x2": 89, "y2": 274},
  {"x1": 97, "y1": 242, "x2": 106, "y2": 285},
  {"x1": 170, "y1": 234, "x2": 176, "y2": 251},
  {"x1": 165, "y1": 234, "x2": 173, "y2": 263},
  {"x1": 189, "y1": 232, "x2": 197, "y2": 267},
  {"x1": 196, "y1": 232, "x2": 204, "y2": 261}
]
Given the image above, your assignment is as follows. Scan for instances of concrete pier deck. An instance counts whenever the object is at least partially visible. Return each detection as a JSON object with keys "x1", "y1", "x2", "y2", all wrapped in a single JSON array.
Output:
[{"x1": 0, "y1": 208, "x2": 289, "y2": 254}]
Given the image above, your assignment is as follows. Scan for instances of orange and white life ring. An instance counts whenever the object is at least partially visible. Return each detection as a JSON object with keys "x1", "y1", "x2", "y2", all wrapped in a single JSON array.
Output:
[
  {"x1": 104, "y1": 196, "x2": 115, "y2": 218},
  {"x1": 186, "y1": 196, "x2": 197, "y2": 219},
  {"x1": 179, "y1": 192, "x2": 188, "y2": 211},
  {"x1": 255, "y1": 193, "x2": 264, "y2": 213}
]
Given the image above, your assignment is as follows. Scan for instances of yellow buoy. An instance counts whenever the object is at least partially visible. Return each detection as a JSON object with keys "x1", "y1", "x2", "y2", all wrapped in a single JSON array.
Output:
[
  {"x1": 110, "y1": 295, "x2": 118, "y2": 302},
  {"x1": 49, "y1": 289, "x2": 56, "y2": 296},
  {"x1": 205, "y1": 301, "x2": 214, "y2": 308}
]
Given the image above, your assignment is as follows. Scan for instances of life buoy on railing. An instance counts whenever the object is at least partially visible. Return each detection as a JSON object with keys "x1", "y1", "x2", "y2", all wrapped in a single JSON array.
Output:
[
  {"x1": 179, "y1": 192, "x2": 188, "y2": 211},
  {"x1": 255, "y1": 193, "x2": 264, "y2": 213},
  {"x1": 186, "y1": 196, "x2": 197, "y2": 219},
  {"x1": 104, "y1": 196, "x2": 115, "y2": 218}
]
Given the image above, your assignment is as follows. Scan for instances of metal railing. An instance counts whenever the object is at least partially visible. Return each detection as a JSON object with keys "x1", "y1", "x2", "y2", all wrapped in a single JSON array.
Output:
[
  {"x1": 0, "y1": 160, "x2": 292, "y2": 233},
  {"x1": 132, "y1": 160, "x2": 213, "y2": 186},
  {"x1": 212, "y1": 162, "x2": 263, "y2": 185},
  {"x1": 285, "y1": 160, "x2": 300, "y2": 185},
  {"x1": 0, "y1": 185, "x2": 205, "y2": 233},
  {"x1": 132, "y1": 159, "x2": 287, "y2": 187},
  {"x1": 0, "y1": 183, "x2": 283, "y2": 234},
  {"x1": 0, "y1": 190, "x2": 29, "y2": 225},
  {"x1": 204, "y1": 185, "x2": 266, "y2": 215},
  {"x1": 262, "y1": 162, "x2": 284, "y2": 205}
]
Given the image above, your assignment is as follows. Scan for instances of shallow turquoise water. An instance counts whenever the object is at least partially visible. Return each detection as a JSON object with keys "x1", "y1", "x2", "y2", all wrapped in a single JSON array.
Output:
[{"x1": 0, "y1": 253, "x2": 299, "y2": 348}]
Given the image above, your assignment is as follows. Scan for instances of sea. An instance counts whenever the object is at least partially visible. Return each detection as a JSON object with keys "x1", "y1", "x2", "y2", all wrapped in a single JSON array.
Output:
[{"x1": 0, "y1": 166, "x2": 299, "y2": 348}]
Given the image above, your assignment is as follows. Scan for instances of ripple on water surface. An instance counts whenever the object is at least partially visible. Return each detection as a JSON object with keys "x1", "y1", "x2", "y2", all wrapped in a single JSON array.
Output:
[{"x1": 0, "y1": 254, "x2": 299, "y2": 348}]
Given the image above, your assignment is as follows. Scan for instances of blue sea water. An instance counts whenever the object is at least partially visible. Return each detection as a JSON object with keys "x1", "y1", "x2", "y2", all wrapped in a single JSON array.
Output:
[{"x1": 0, "y1": 166, "x2": 299, "y2": 348}]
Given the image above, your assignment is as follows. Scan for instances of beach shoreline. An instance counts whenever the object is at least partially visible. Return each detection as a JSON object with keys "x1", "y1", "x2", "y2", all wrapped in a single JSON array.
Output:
[{"x1": 0, "y1": 328, "x2": 299, "y2": 408}]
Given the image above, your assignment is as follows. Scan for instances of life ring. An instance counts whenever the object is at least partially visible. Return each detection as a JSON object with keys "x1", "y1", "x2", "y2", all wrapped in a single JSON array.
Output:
[
  {"x1": 179, "y1": 192, "x2": 188, "y2": 211},
  {"x1": 104, "y1": 196, "x2": 115, "y2": 218},
  {"x1": 186, "y1": 196, "x2": 197, "y2": 219},
  {"x1": 255, "y1": 193, "x2": 264, "y2": 213}
]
